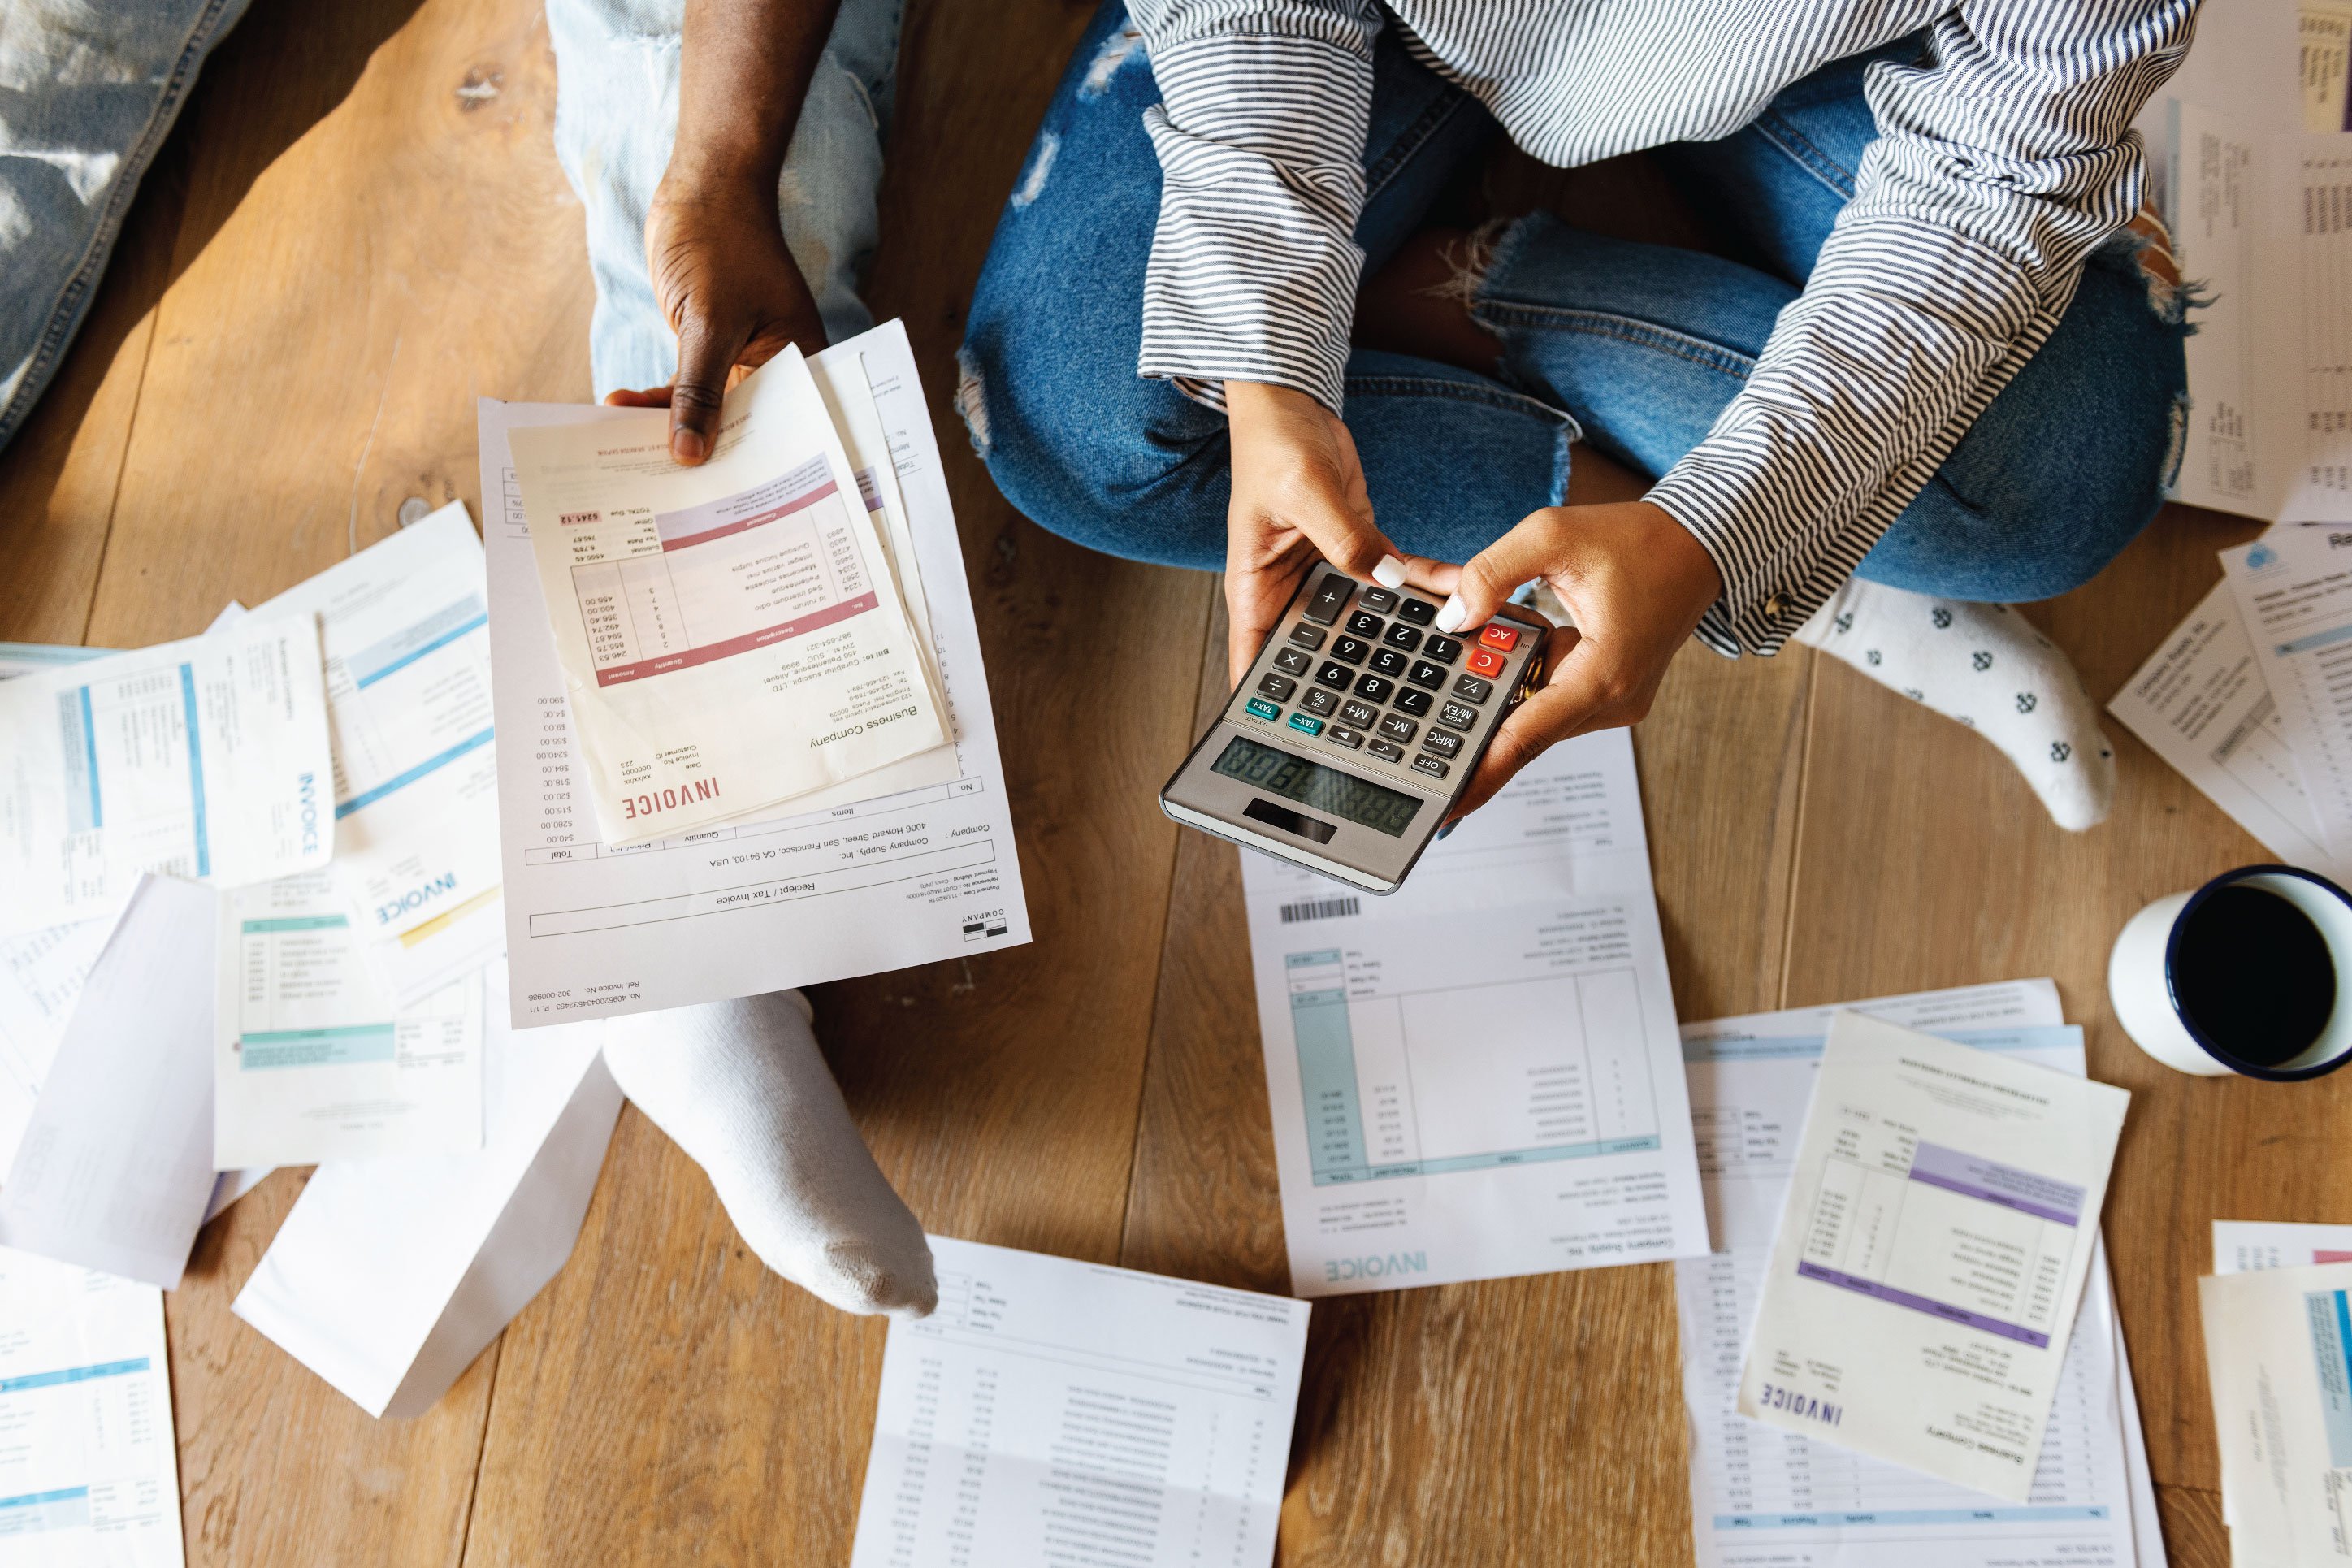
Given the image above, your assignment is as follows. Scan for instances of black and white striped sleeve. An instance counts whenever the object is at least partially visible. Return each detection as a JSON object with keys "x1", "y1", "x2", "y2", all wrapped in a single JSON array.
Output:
[
  {"x1": 1128, "y1": 0, "x2": 1381, "y2": 414},
  {"x1": 1648, "y1": 0, "x2": 2197, "y2": 656}
]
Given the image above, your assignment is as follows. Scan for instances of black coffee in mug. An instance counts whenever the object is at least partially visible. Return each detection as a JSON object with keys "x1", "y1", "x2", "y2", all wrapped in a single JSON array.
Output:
[{"x1": 2170, "y1": 883, "x2": 2338, "y2": 1068}]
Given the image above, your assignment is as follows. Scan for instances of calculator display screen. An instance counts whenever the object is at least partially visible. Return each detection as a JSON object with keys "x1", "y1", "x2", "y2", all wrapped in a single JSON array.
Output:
[{"x1": 1209, "y1": 737, "x2": 1423, "y2": 838}]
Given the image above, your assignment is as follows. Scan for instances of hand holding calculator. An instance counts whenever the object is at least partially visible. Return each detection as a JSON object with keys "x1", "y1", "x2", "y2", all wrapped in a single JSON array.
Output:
[{"x1": 1160, "y1": 569, "x2": 1549, "y2": 892}]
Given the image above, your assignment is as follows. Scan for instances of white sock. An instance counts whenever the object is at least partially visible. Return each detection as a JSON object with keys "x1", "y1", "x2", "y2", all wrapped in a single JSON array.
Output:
[
  {"x1": 600, "y1": 990, "x2": 937, "y2": 1318},
  {"x1": 1794, "y1": 579, "x2": 2115, "y2": 831}
]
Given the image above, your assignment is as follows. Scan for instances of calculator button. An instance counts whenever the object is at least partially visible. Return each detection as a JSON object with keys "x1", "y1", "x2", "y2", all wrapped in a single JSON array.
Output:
[
  {"x1": 1327, "y1": 725, "x2": 1366, "y2": 750},
  {"x1": 1478, "y1": 623, "x2": 1520, "y2": 652},
  {"x1": 1303, "y1": 575, "x2": 1353, "y2": 625},
  {"x1": 1341, "y1": 699, "x2": 1378, "y2": 727},
  {"x1": 1360, "y1": 587, "x2": 1399, "y2": 613},
  {"x1": 1453, "y1": 674, "x2": 1493, "y2": 703},
  {"x1": 1329, "y1": 635, "x2": 1370, "y2": 665},
  {"x1": 1466, "y1": 645, "x2": 1507, "y2": 678},
  {"x1": 1354, "y1": 674, "x2": 1394, "y2": 704},
  {"x1": 1421, "y1": 635, "x2": 1462, "y2": 664},
  {"x1": 1289, "y1": 713, "x2": 1324, "y2": 735},
  {"x1": 1411, "y1": 753, "x2": 1449, "y2": 778},
  {"x1": 1256, "y1": 673, "x2": 1297, "y2": 702},
  {"x1": 1381, "y1": 622, "x2": 1422, "y2": 652},
  {"x1": 1406, "y1": 660, "x2": 1446, "y2": 689},
  {"x1": 1245, "y1": 696, "x2": 1281, "y2": 721},
  {"x1": 1394, "y1": 687, "x2": 1432, "y2": 717},
  {"x1": 1422, "y1": 728, "x2": 1463, "y2": 759},
  {"x1": 1300, "y1": 686, "x2": 1338, "y2": 716},
  {"x1": 1315, "y1": 661, "x2": 1354, "y2": 690},
  {"x1": 1272, "y1": 646, "x2": 1311, "y2": 676},
  {"x1": 1345, "y1": 610, "x2": 1385, "y2": 639},
  {"x1": 1439, "y1": 700, "x2": 1479, "y2": 730},
  {"x1": 1367, "y1": 739, "x2": 1405, "y2": 763},
  {"x1": 1287, "y1": 623, "x2": 1326, "y2": 650},
  {"x1": 1377, "y1": 714, "x2": 1418, "y2": 743},
  {"x1": 1397, "y1": 597, "x2": 1437, "y2": 626},
  {"x1": 1370, "y1": 647, "x2": 1407, "y2": 678}
]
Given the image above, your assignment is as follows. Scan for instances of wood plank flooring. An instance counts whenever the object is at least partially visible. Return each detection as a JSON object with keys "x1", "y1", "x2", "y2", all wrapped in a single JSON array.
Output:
[{"x1": 0, "y1": 0, "x2": 2332, "y2": 1561}]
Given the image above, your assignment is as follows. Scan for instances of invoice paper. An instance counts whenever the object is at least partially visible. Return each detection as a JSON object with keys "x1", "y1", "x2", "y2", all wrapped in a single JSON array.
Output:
[
  {"x1": 252, "y1": 502, "x2": 505, "y2": 1005},
  {"x1": 1681, "y1": 988, "x2": 2163, "y2": 1568},
  {"x1": 1736, "y1": 1012, "x2": 2130, "y2": 1501},
  {"x1": 0, "y1": 616, "x2": 332, "y2": 933},
  {"x1": 0, "y1": 1245, "x2": 183, "y2": 1567},
  {"x1": 847, "y1": 1237, "x2": 1309, "y2": 1568},
  {"x1": 2215, "y1": 1218, "x2": 2352, "y2": 1271},
  {"x1": 2222, "y1": 525, "x2": 2352, "y2": 857},
  {"x1": 507, "y1": 346, "x2": 945, "y2": 846},
  {"x1": 0, "y1": 908, "x2": 118, "y2": 1177},
  {"x1": 2198, "y1": 1259, "x2": 2352, "y2": 1564},
  {"x1": 480, "y1": 320, "x2": 1031, "y2": 1027},
  {"x1": 1240, "y1": 727, "x2": 1708, "y2": 1297},
  {"x1": 213, "y1": 868, "x2": 481, "y2": 1168},
  {"x1": 0, "y1": 875, "x2": 218, "y2": 1290},
  {"x1": 234, "y1": 962, "x2": 620, "y2": 1418},
  {"x1": 2109, "y1": 578, "x2": 2339, "y2": 876}
]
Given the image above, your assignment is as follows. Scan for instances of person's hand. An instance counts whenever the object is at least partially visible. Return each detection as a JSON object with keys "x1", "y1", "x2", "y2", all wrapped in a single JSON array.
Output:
[
  {"x1": 1431, "y1": 500, "x2": 1723, "y2": 820},
  {"x1": 1223, "y1": 382, "x2": 1446, "y2": 685},
  {"x1": 606, "y1": 177, "x2": 827, "y2": 464}
]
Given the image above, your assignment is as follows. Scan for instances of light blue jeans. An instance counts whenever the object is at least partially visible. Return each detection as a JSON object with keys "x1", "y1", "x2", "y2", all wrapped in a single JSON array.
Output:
[
  {"x1": 547, "y1": 0, "x2": 903, "y2": 398},
  {"x1": 0, "y1": 0, "x2": 253, "y2": 457}
]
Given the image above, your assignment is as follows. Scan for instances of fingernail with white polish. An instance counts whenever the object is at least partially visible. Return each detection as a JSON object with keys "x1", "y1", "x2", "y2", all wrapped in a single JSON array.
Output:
[
  {"x1": 1372, "y1": 555, "x2": 1407, "y2": 589},
  {"x1": 1435, "y1": 594, "x2": 1467, "y2": 634}
]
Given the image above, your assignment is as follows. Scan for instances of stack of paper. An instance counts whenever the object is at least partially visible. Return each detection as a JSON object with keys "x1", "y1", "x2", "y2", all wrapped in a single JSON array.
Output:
[
  {"x1": 1678, "y1": 983, "x2": 2164, "y2": 1566},
  {"x1": 480, "y1": 320, "x2": 1030, "y2": 1027},
  {"x1": 2199, "y1": 1259, "x2": 2352, "y2": 1564}
]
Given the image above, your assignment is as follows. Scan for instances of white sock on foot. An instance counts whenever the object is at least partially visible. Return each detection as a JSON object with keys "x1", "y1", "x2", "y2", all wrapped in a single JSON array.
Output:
[
  {"x1": 601, "y1": 990, "x2": 937, "y2": 1318},
  {"x1": 1794, "y1": 578, "x2": 2115, "y2": 831}
]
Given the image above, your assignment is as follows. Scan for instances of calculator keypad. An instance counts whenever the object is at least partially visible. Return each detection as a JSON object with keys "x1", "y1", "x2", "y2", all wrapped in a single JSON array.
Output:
[
  {"x1": 1273, "y1": 646, "x2": 1310, "y2": 676},
  {"x1": 1315, "y1": 661, "x2": 1353, "y2": 691},
  {"x1": 1406, "y1": 659, "x2": 1446, "y2": 689},
  {"x1": 1330, "y1": 635, "x2": 1370, "y2": 665},
  {"x1": 1369, "y1": 647, "x2": 1408, "y2": 678},
  {"x1": 1382, "y1": 622, "x2": 1421, "y2": 652},
  {"x1": 1354, "y1": 674, "x2": 1394, "y2": 704},
  {"x1": 1340, "y1": 699, "x2": 1378, "y2": 727},
  {"x1": 1345, "y1": 610, "x2": 1384, "y2": 639},
  {"x1": 1301, "y1": 687, "x2": 1339, "y2": 717}
]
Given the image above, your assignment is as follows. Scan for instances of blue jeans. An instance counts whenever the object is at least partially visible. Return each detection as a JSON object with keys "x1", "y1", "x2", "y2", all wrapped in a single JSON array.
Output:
[
  {"x1": 548, "y1": 0, "x2": 902, "y2": 397},
  {"x1": 959, "y1": 5, "x2": 2190, "y2": 609},
  {"x1": 0, "y1": 0, "x2": 252, "y2": 458}
]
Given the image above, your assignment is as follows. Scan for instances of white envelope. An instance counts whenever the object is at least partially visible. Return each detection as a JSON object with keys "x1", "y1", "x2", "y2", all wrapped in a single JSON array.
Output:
[{"x1": 232, "y1": 961, "x2": 618, "y2": 1417}]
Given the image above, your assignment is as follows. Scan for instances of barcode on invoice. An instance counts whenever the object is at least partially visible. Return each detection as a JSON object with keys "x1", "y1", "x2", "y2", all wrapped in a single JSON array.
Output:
[{"x1": 1278, "y1": 895, "x2": 1360, "y2": 924}]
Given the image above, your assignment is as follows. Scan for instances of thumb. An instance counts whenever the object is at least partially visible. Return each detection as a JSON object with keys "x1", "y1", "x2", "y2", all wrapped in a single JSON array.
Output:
[
  {"x1": 666, "y1": 321, "x2": 743, "y2": 466},
  {"x1": 1437, "y1": 510, "x2": 1558, "y2": 635}
]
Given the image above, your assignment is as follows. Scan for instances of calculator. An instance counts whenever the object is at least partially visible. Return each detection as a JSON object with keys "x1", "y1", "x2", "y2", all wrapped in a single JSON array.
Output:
[{"x1": 1160, "y1": 569, "x2": 1549, "y2": 893}]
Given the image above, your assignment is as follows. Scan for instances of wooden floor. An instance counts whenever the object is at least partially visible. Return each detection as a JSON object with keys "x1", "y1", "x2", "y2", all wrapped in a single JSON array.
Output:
[{"x1": 0, "y1": 0, "x2": 2337, "y2": 1561}]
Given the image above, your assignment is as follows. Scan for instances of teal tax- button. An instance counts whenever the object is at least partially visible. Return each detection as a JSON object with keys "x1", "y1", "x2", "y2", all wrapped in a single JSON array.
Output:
[
  {"x1": 1245, "y1": 696, "x2": 1280, "y2": 721},
  {"x1": 1288, "y1": 713, "x2": 1324, "y2": 736}
]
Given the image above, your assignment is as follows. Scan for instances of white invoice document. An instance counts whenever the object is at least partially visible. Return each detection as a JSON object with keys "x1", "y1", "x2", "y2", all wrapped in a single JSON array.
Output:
[
  {"x1": 1681, "y1": 988, "x2": 2163, "y2": 1568},
  {"x1": 0, "y1": 616, "x2": 331, "y2": 934},
  {"x1": 507, "y1": 346, "x2": 945, "y2": 846},
  {"x1": 480, "y1": 321, "x2": 1031, "y2": 1027},
  {"x1": 2223, "y1": 524, "x2": 2352, "y2": 856},
  {"x1": 212, "y1": 868, "x2": 481, "y2": 1168},
  {"x1": 2216, "y1": 1218, "x2": 2352, "y2": 1271},
  {"x1": 848, "y1": 1237, "x2": 1309, "y2": 1568},
  {"x1": 0, "y1": 1245, "x2": 183, "y2": 1568},
  {"x1": 2198, "y1": 1259, "x2": 2352, "y2": 1565},
  {"x1": 1240, "y1": 727, "x2": 1707, "y2": 1297},
  {"x1": 1736, "y1": 1013, "x2": 2129, "y2": 1501},
  {"x1": 0, "y1": 909, "x2": 118, "y2": 1179},
  {"x1": 2109, "y1": 578, "x2": 2339, "y2": 876},
  {"x1": 252, "y1": 502, "x2": 504, "y2": 1005}
]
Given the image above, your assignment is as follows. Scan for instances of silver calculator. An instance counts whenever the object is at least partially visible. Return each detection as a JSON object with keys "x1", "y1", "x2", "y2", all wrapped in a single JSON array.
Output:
[{"x1": 1160, "y1": 569, "x2": 1549, "y2": 893}]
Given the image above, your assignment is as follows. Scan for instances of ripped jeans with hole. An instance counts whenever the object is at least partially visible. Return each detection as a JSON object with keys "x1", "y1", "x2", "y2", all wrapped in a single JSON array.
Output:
[
  {"x1": 959, "y1": 4, "x2": 2192, "y2": 607},
  {"x1": 547, "y1": 0, "x2": 903, "y2": 398}
]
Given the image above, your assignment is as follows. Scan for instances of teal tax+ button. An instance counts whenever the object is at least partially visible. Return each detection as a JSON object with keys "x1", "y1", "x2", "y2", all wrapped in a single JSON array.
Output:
[
  {"x1": 1245, "y1": 697, "x2": 1281, "y2": 721},
  {"x1": 1288, "y1": 713, "x2": 1324, "y2": 736}
]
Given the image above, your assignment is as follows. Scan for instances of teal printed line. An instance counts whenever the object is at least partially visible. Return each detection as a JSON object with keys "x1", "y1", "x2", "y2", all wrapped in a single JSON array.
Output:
[
  {"x1": 0, "y1": 1358, "x2": 148, "y2": 1393},
  {"x1": 1714, "y1": 1505, "x2": 2108, "y2": 1530},
  {"x1": 353, "y1": 606, "x2": 487, "y2": 690},
  {"x1": 0, "y1": 641, "x2": 107, "y2": 670},
  {"x1": 1315, "y1": 1134, "x2": 1663, "y2": 1186},
  {"x1": 77, "y1": 686, "x2": 100, "y2": 828},
  {"x1": 240, "y1": 915, "x2": 350, "y2": 933},
  {"x1": 2311, "y1": 1288, "x2": 2352, "y2": 1466},
  {"x1": 0, "y1": 1488, "x2": 90, "y2": 1508},
  {"x1": 240, "y1": 1024, "x2": 397, "y2": 1069},
  {"x1": 180, "y1": 662, "x2": 209, "y2": 877},
  {"x1": 336, "y1": 726, "x2": 494, "y2": 818},
  {"x1": 2277, "y1": 622, "x2": 2352, "y2": 657},
  {"x1": 1682, "y1": 1025, "x2": 2079, "y2": 1063}
]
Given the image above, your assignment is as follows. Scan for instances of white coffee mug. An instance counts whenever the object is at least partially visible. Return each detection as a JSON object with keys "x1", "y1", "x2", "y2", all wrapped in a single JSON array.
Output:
[{"x1": 2108, "y1": 864, "x2": 2352, "y2": 1079}]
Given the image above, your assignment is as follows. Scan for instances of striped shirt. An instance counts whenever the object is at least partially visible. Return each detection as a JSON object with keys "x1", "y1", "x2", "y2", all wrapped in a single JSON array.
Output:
[{"x1": 1128, "y1": 0, "x2": 2198, "y2": 654}]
